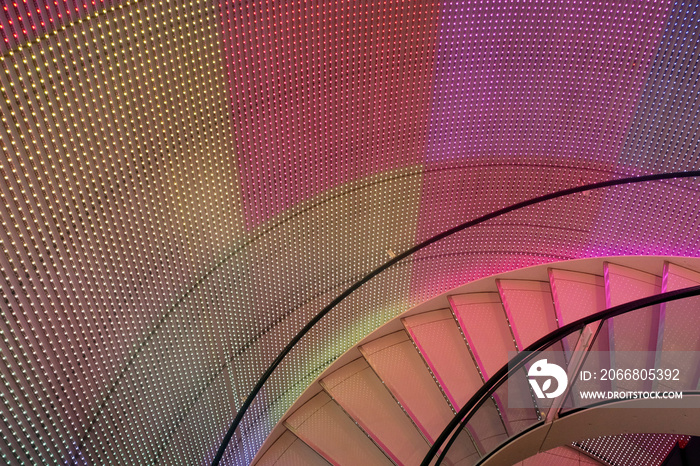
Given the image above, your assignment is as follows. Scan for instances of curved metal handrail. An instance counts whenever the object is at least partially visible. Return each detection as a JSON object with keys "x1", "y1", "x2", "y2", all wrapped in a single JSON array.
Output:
[
  {"x1": 422, "y1": 284, "x2": 700, "y2": 465},
  {"x1": 213, "y1": 171, "x2": 700, "y2": 465}
]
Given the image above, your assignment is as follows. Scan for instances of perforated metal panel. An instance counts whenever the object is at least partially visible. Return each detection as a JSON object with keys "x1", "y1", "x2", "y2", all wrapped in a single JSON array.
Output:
[{"x1": 1, "y1": 1, "x2": 700, "y2": 464}]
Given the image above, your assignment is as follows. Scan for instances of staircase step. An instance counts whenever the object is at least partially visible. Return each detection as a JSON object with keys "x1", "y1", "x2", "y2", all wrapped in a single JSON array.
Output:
[
  {"x1": 447, "y1": 292, "x2": 539, "y2": 436},
  {"x1": 549, "y1": 268, "x2": 610, "y2": 390},
  {"x1": 360, "y1": 331, "x2": 454, "y2": 443},
  {"x1": 448, "y1": 293, "x2": 515, "y2": 380},
  {"x1": 465, "y1": 398, "x2": 509, "y2": 455},
  {"x1": 254, "y1": 430, "x2": 330, "y2": 466},
  {"x1": 549, "y1": 269, "x2": 606, "y2": 326},
  {"x1": 403, "y1": 309, "x2": 483, "y2": 409},
  {"x1": 433, "y1": 399, "x2": 509, "y2": 459},
  {"x1": 361, "y1": 332, "x2": 481, "y2": 464},
  {"x1": 497, "y1": 280, "x2": 558, "y2": 351},
  {"x1": 656, "y1": 262, "x2": 700, "y2": 391},
  {"x1": 440, "y1": 433, "x2": 481, "y2": 466},
  {"x1": 605, "y1": 262, "x2": 662, "y2": 308},
  {"x1": 321, "y1": 358, "x2": 430, "y2": 465},
  {"x1": 604, "y1": 263, "x2": 661, "y2": 391},
  {"x1": 284, "y1": 391, "x2": 393, "y2": 466},
  {"x1": 513, "y1": 446, "x2": 602, "y2": 465},
  {"x1": 663, "y1": 262, "x2": 700, "y2": 291}
]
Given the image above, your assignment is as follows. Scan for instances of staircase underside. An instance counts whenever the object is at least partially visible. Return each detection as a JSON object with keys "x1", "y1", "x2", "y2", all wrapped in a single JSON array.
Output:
[{"x1": 252, "y1": 256, "x2": 700, "y2": 465}]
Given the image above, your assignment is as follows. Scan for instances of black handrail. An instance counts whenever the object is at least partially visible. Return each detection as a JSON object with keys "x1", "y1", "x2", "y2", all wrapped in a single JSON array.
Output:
[
  {"x1": 422, "y1": 284, "x2": 700, "y2": 465},
  {"x1": 212, "y1": 171, "x2": 700, "y2": 465}
]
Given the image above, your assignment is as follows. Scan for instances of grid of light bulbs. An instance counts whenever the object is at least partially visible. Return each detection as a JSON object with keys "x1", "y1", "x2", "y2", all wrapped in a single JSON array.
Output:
[{"x1": 0, "y1": 1, "x2": 699, "y2": 465}]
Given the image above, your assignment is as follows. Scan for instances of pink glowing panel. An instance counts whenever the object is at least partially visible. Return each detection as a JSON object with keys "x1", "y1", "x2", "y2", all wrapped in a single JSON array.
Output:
[
  {"x1": 604, "y1": 263, "x2": 661, "y2": 391},
  {"x1": 413, "y1": 160, "x2": 614, "y2": 244},
  {"x1": 284, "y1": 391, "x2": 392, "y2": 466},
  {"x1": 222, "y1": 1, "x2": 438, "y2": 227},
  {"x1": 403, "y1": 309, "x2": 483, "y2": 409},
  {"x1": 360, "y1": 331, "x2": 453, "y2": 443},
  {"x1": 497, "y1": 280, "x2": 558, "y2": 350},
  {"x1": 321, "y1": 358, "x2": 429, "y2": 466},
  {"x1": 449, "y1": 293, "x2": 514, "y2": 380},
  {"x1": 255, "y1": 430, "x2": 329, "y2": 466}
]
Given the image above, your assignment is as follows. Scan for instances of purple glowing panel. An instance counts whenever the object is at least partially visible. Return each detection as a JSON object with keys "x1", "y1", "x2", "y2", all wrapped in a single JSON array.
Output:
[
  {"x1": 425, "y1": 1, "x2": 670, "y2": 163},
  {"x1": 586, "y1": 2, "x2": 700, "y2": 258},
  {"x1": 224, "y1": 1, "x2": 438, "y2": 228},
  {"x1": 410, "y1": 1, "x2": 671, "y2": 299},
  {"x1": 615, "y1": 2, "x2": 700, "y2": 174}
]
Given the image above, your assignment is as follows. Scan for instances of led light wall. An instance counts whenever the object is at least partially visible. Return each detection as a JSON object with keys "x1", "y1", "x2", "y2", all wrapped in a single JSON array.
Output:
[
  {"x1": 575, "y1": 434, "x2": 692, "y2": 466},
  {"x1": 0, "y1": 1, "x2": 699, "y2": 465},
  {"x1": 223, "y1": 1, "x2": 438, "y2": 228}
]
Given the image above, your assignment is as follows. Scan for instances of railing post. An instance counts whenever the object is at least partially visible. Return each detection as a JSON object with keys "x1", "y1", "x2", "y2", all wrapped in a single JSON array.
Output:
[{"x1": 544, "y1": 322, "x2": 598, "y2": 424}]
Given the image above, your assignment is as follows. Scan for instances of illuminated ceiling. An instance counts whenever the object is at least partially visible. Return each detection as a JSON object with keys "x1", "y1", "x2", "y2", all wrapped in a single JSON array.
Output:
[{"x1": 1, "y1": 0, "x2": 699, "y2": 464}]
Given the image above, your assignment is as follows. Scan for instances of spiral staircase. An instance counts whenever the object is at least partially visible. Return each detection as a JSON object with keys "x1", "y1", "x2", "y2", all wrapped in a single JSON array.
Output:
[{"x1": 250, "y1": 256, "x2": 700, "y2": 466}]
